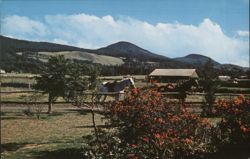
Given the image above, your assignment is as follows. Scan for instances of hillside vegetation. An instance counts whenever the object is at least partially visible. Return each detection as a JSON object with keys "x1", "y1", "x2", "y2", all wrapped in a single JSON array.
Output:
[
  {"x1": 25, "y1": 51, "x2": 124, "y2": 65},
  {"x1": 0, "y1": 35, "x2": 248, "y2": 76}
]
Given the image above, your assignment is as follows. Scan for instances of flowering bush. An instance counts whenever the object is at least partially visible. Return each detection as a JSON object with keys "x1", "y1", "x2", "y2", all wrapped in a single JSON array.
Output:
[
  {"x1": 82, "y1": 89, "x2": 250, "y2": 158},
  {"x1": 105, "y1": 88, "x2": 216, "y2": 158},
  {"x1": 215, "y1": 95, "x2": 250, "y2": 144}
]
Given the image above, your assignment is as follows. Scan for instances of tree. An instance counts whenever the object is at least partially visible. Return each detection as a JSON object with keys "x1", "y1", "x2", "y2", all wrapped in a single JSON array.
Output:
[
  {"x1": 201, "y1": 59, "x2": 220, "y2": 116},
  {"x1": 88, "y1": 66, "x2": 101, "y2": 91},
  {"x1": 64, "y1": 62, "x2": 89, "y2": 106},
  {"x1": 34, "y1": 55, "x2": 69, "y2": 113}
]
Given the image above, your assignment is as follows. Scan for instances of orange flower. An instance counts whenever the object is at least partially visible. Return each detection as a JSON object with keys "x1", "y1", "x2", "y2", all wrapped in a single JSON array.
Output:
[
  {"x1": 246, "y1": 99, "x2": 250, "y2": 105},
  {"x1": 130, "y1": 144, "x2": 137, "y2": 148},
  {"x1": 171, "y1": 137, "x2": 178, "y2": 142},
  {"x1": 183, "y1": 138, "x2": 193, "y2": 144},
  {"x1": 142, "y1": 137, "x2": 149, "y2": 143},
  {"x1": 158, "y1": 118, "x2": 164, "y2": 124},
  {"x1": 154, "y1": 133, "x2": 161, "y2": 139},
  {"x1": 127, "y1": 153, "x2": 134, "y2": 158},
  {"x1": 159, "y1": 141, "x2": 164, "y2": 146},
  {"x1": 132, "y1": 88, "x2": 140, "y2": 94},
  {"x1": 201, "y1": 118, "x2": 211, "y2": 126},
  {"x1": 191, "y1": 114, "x2": 197, "y2": 119},
  {"x1": 183, "y1": 129, "x2": 188, "y2": 134},
  {"x1": 239, "y1": 94, "x2": 245, "y2": 100},
  {"x1": 240, "y1": 125, "x2": 248, "y2": 133},
  {"x1": 162, "y1": 133, "x2": 168, "y2": 139}
]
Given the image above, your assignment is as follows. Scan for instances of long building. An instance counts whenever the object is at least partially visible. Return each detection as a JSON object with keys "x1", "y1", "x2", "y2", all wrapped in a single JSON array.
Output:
[{"x1": 149, "y1": 69, "x2": 199, "y2": 82}]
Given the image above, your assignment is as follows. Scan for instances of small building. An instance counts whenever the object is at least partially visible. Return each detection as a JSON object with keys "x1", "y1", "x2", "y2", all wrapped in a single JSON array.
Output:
[
  {"x1": 218, "y1": 76, "x2": 231, "y2": 82},
  {"x1": 149, "y1": 69, "x2": 199, "y2": 83},
  {"x1": 0, "y1": 69, "x2": 6, "y2": 74}
]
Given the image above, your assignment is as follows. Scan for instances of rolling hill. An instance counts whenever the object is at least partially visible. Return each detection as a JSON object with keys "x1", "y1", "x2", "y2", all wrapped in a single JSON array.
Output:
[
  {"x1": 36, "y1": 51, "x2": 124, "y2": 65},
  {"x1": 174, "y1": 54, "x2": 249, "y2": 72},
  {"x1": 0, "y1": 35, "x2": 248, "y2": 75},
  {"x1": 174, "y1": 54, "x2": 221, "y2": 67},
  {"x1": 95, "y1": 41, "x2": 170, "y2": 62},
  {"x1": 0, "y1": 35, "x2": 124, "y2": 66}
]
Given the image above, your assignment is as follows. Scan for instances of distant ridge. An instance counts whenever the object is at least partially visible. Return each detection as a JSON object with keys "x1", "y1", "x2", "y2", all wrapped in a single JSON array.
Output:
[
  {"x1": 95, "y1": 41, "x2": 171, "y2": 62},
  {"x1": 0, "y1": 35, "x2": 247, "y2": 75},
  {"x1": 174, "y1": 54, "x2": 220, "y2": 67},
  {"x1": 0, "y1": 35, "x2": 89, "y2": 53}
]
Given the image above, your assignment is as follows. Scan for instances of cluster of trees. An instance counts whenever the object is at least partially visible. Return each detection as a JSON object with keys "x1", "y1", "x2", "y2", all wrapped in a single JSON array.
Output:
[{"x1": 34, "y1": 55, "x2": 99, "y2": 114}]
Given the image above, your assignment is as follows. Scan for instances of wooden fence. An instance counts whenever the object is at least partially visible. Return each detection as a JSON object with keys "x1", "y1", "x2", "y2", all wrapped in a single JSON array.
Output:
[{"x1": 1, "y1": 90, "x2": 250, "y2": 105}]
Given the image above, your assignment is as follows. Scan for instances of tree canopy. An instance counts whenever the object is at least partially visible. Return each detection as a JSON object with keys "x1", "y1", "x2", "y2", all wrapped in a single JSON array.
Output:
[{"x1": 34, "y1": 55, "x2": 92, "y2": 113}]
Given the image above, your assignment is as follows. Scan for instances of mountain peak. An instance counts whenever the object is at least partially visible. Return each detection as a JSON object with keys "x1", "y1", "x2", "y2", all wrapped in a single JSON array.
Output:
[
  {"x1": 96, "y1": 41, "x2": 169, "y2": 62},
  {"x1": 174, "y1": 53, "x2": 220, "y2": 67},
  {"x1": 103, "y1": 41, "x2": 146, "y2": 52},
  {"x1": 111, "y1": 41, "x2": 136, "y2": 46},
  {"x1": 185, "y1": 54, "x2": 209, "y2": 58}
]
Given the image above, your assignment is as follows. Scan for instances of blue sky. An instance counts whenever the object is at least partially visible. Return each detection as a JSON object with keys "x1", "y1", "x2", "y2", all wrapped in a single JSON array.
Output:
[{"x1": 0, "y1": 0, "x2": 249, "y2": 66}]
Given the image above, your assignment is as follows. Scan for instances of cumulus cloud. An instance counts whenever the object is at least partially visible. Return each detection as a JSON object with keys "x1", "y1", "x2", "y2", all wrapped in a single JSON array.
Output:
[
  {"x1": 52, "y1": 38, "x2": 69, "y2": 45},
  {"x1": 237, "y1": 30, "x2": 249, "y2": 37},
  {"x1": 1, "y1": 14, "x2": 249, "y2": 67},
  {"x1": 1, "y1": 15, "x2": 49, "y2": 38}
]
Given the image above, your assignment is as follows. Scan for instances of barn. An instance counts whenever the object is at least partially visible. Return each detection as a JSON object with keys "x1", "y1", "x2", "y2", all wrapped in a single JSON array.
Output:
[{"x1": 149, "y1": 69, "x2": 199, "y2": 83}]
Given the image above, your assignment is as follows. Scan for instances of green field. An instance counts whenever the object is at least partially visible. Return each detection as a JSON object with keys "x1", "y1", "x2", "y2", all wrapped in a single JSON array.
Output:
[
  {"x1": 1, "y1": 73, "x2": 249, "y2": 103},
  {"x1": 37, "y1": 51, "x2": 124, "y2": 65},
  {"x1": 1, "y1": 74, "x2": 250, "y2": 159},
  {"x1": 1, "y1": 105, "x2": 105, "y2": 159}
]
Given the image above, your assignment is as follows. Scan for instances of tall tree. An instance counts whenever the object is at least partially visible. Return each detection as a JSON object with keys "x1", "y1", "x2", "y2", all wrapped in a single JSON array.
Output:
[
  {"x1": 34, "y1": 55, "x2": 69, "y2": 113},
  {"x1": 201, "y1": 59, "x2": 220, "y2": 116},
  {"x1": 64, "y1": 62, "x2": 89, "y2": 106}
]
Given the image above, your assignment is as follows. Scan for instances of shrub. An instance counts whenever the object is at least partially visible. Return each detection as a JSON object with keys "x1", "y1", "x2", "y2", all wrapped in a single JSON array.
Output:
[
  {"x1": 23, "y1": 107, "x2": 34, "y2": 116},
  {"x1": 215, "y1": 95, "x2": 250, "y2": 144},
  {"x1": 84, "y1": 88, "x2": 216, "y2": 159}
]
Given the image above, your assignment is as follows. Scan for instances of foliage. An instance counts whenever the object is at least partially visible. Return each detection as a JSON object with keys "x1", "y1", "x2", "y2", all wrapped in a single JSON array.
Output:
[
  {"x1": 34, "y1": 55, "x2": 69, "y2": 98},
  {"x1": 84, "y1": 88, "x2": 217, "y2": 159},
  {"x1": 34, "y1": 55, "x2": 69, "y2": 113},
  {"x1": 215, "y1": 95, "x2": 250, "y2": 144},
  {"x1": 88, "y1": 66, "x2": 101, "y2": 91},
  {"x1": 34, "y1": 56, "x2": 100, "y2": 112},
  {"x1": 64, "y1": 62, "x2": 89, "y2": 106},
  {"x1": 201, "y1": 59, "x2": 220, "y2": 117},
  {"x1": 20, "y1": 93, "x2": 44, "y2": 119}
]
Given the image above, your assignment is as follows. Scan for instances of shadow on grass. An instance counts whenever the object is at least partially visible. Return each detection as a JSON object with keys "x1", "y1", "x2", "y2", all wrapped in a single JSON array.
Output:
[
  {"x1": 1, "y1": 143, "x2": 27, "y2": 153},
  {"x1": 74, "y1": 124, "x2": 114, "y2": 129},
  {"x1": 1, "y1": 116, "x2": 26, "y2": 120},
  {"x1": 64, "y1": 109, "x2": 91, "y2": 115},
  {"x1": 34, "y1": 147, "x2": 84, "y2": 159},
  {"x1": 0, "y1": 111, "x2": 6, "y2": 116},
  {"x1": 48, "y1": 112, "x2": 64, "y2": 117},
  {"x1": 205, "y1": 142, "x2": 250, "y2": 159}
]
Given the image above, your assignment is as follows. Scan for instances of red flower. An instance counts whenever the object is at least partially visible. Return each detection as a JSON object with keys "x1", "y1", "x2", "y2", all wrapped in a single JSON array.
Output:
[
  {"x1": 130, "y1": 144, "x2": 137, "y2": 148},
  {"x1": 157, "y1": 118, "x2": 164, "y2": 124},
  {"x1": 143, "y1": 137, "x2": 149, "y2": 143},
  {"x1": 154, "y1": 133, "x2": 161, "y2": 139},
  {"x1": 240, "y1": 125, "x2": 248, "y2": 133},
  {"x1": 127, "y1": 153, "x2": 134, "y2": 158},
  {"x1": 183, "y1": 138, "x2": 193, "y2": 144}
]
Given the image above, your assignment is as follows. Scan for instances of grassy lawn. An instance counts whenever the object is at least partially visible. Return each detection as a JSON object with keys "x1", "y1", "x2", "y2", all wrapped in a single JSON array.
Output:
[{"x1": 1, "y1": 105, "x2": 105, "y2": 159}]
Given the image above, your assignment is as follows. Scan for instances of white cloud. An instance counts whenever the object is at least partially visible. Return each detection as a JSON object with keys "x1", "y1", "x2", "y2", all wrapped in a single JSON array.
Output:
[
  {"x1": 1, "y1": 14, "x2": 249, "y2": 67},
  {"x1": 1, "y1": 15, "x2": 49, "y2": 38},
  {"x1": 53, "y1": 38, "x2": 69, "y2": 45},
  {"x1": 237, "y1": 30, "x2": 249, "y2": 37}
]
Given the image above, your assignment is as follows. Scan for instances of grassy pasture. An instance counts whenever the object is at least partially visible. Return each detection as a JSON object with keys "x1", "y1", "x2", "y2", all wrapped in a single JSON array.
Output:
[
  {"x1": 1, "y1": 103, "x2": 249, "y2": 159},
  {"x1": 38, "y1": 51, "x2": 125, "y2": 65},
  {"x1": 1, "y1": 104, "x2": 105, "y2": 159},
  {"x1": 1, "y1": 73, "x2": 248, "y2": 103},
  {"x1": 1, "y1": 74, "x2": 250, "y2": 159}
]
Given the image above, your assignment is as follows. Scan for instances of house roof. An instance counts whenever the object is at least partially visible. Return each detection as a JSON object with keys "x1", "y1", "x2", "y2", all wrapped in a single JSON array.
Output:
[
  {"x1": 0, "y1": 69, "x2": 6, "y2": 74},
  {"x1": 149, "y1": 69, "x2": 198, "y2": 78}
]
